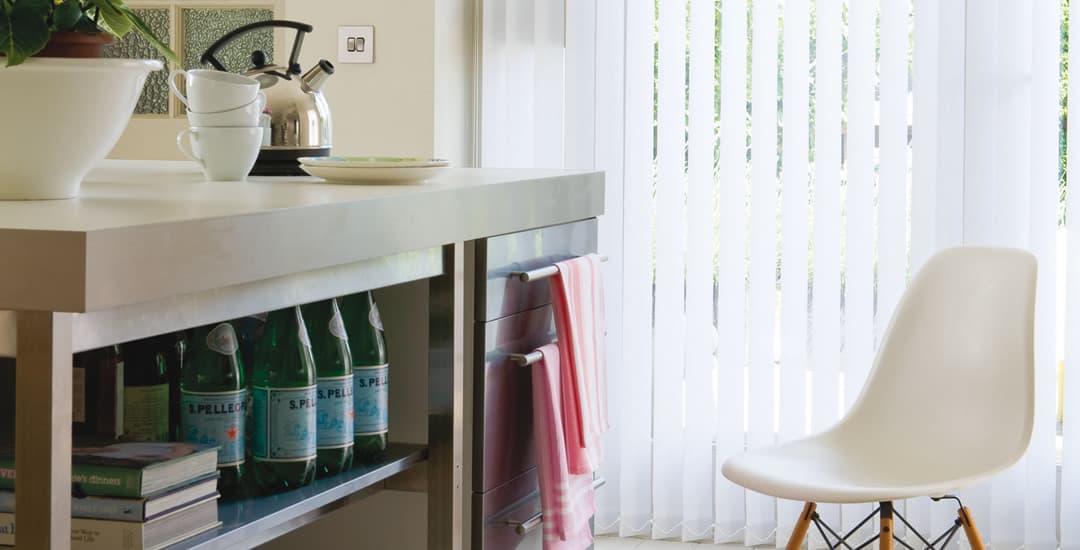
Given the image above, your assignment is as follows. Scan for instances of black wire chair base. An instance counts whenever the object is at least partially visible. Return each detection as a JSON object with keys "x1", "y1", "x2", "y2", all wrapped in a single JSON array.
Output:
[{"x1": 810, "y1": 499, "x2": 964, "y2": 550}]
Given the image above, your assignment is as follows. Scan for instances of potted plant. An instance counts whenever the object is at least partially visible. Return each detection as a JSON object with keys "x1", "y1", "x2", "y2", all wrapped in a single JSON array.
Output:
[{"x1": 0, "y1": 0, "x2": 179, "y2": 200}]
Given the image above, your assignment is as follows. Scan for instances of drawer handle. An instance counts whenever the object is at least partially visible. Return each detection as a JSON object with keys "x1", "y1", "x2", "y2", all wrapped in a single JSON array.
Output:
[
  {"x1": 510, "y1": 255, "x2": 608, "y2": 283},
  {"x1": 503, "y1": 477, "x2": 607, "y2": 535}
]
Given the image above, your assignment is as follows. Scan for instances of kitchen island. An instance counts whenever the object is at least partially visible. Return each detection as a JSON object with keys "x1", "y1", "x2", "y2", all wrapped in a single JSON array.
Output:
[{"x1": 0, "y1": 160, "x2": 604, "y2": 550}]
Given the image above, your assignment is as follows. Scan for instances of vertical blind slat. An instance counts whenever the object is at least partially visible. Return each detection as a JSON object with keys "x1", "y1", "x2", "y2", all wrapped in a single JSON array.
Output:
[
  {"x1": 877, "y1": 0, "x2": 910, "y2": 342},
  {"x1": 683, "y1": 0, "x2": 718, "y2": 540},
  {"x1": 563, "y1": 0, "x2": 593, "y2": 169},
  {"x1": 652, "y1": 0, "x2": 688, "y2": 537},
  {"x1": 776, "y1": 0, "x2": 811, "y2": 545},
  {"x1": 534, "y1": 0, "x2": 566, "y2": 168},
  {"x1": 841, "y1": 0, "x2": 877, "y2": 535},
  {"x1": 1026, "y1": 1, "x2": 1061, "y2": 547},
  {"x1": 593, "y1": 0, "x2": 624, "y2": 532},
  {"x1": 618, "y1": 0, "x2": 656, "y2": 536},
  {"x1": 746, "y1": 0, "x2": 780, "y2": 543},
  {"x1": 714, "y1": 0, "x2": 750, "y2": 541},
  {"x1": 810, "y1": 0, "x2": 844, "y2": 539},
  {"x1": 1063, "y1": 0, "x2": 1080, "y2": 542}
]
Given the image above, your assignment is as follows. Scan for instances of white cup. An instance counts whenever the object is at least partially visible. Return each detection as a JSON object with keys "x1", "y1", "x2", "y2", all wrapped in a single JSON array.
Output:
[
  {"x1": 176, "y1": 127, "x2": 263, "y2": 181},
  {"x1": 169, "y1": 69, "x2": 261, "y2": 113},
  {"x1": 186, "y1": 92, "x2": 266, "y2": 127}
]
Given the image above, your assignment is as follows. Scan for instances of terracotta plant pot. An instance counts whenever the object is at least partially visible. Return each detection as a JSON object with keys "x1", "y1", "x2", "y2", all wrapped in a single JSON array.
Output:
[{"x1": 36, "y1": 31, "x2": 116, "y2": 59}]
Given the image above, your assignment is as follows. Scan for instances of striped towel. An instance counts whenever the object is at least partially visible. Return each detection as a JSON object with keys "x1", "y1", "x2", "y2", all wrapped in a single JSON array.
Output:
[
  {"x1": 533, "y1": 344, "x2": 595, "y2": 549},
  {"x1": 551, "y1": 254, "x2": 609, "y2": 475}
]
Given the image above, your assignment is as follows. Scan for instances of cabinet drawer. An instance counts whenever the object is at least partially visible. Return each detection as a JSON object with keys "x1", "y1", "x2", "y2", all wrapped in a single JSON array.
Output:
[
  {"x1": 472, "y1": 469, "x2": 542, "y2": 550},
  {"x1": 475, "y1": 218, "x2": 597, "y2": 322},
  {"x1": 472, "y1": 305, "x2": 554, "y2": 493}
]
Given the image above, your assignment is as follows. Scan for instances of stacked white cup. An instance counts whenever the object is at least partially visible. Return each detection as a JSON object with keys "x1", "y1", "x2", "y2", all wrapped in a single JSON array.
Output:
[{"x1": 169, "y1": 69, "x2": 267, "y2": 181}]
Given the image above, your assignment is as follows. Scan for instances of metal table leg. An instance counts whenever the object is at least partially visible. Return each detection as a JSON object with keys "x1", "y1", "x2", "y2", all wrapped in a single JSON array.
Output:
[{"x1": 428, "y1": 243, "x2": 465, "y2": 550}]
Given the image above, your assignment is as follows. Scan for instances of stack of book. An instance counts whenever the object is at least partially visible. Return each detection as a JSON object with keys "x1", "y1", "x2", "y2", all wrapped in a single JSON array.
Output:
[{"x1": 0, "y1": 441, "x2": 221, "y2": 550}]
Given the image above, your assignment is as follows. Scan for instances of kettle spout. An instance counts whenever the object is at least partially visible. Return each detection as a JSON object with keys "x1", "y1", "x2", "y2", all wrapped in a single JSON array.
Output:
[{"x1": 301, "y1": 59, "x2": 335, "y2": 93}]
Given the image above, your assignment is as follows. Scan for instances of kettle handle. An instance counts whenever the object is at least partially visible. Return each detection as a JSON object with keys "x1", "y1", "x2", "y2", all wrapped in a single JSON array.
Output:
[{"x1": 200, "y1": 19, "x2": 313, "y2": 76}]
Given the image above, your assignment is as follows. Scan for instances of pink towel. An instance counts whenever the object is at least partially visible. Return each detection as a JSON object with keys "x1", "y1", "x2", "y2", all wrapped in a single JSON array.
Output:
[
  {"x1": 532, "y1": 344, "x2": 595, "y2": 549},
  {"x1": 551, "y1": 254, "x2": 609, "y2": 474}
]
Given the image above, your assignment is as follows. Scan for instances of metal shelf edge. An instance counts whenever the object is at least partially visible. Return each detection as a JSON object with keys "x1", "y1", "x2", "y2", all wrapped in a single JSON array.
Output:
[{"x1": 167, "y1": 443, "x2": 428, "y2": 550}]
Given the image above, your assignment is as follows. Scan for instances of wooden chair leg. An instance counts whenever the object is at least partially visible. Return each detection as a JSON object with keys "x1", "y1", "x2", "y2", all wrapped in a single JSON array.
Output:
[
  {"x1": 880, "y1": 502, "x2": 894, "y2": 550},
  {"x1": 786, "y1": 502, "x2": 817, "y2": 550},
  {"x1": 958, "y1": 506, "x2": 986, "y2": 550}
]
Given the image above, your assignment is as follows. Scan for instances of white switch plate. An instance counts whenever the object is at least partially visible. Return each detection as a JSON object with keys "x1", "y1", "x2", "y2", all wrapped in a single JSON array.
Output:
[{"x1": 338, "y1": 25, "x2": 374, "y2": 64}]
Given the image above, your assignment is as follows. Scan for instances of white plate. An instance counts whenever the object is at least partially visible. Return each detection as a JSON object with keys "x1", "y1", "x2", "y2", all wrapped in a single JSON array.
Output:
[{"x1": 298, "y1": 156, "x2": 450, "y2": 184}]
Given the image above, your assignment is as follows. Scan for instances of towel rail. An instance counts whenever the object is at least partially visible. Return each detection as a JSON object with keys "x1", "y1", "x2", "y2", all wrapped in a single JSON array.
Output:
[
  {"x1": 505, "y1": 477, "x2": 607, "y2": 535},
  {"x1": 510, "y1": 254, "x2": 608, "y2": 282},
  {"x1": 508, "y1": 350, "x2": 545, "y2": 366}
]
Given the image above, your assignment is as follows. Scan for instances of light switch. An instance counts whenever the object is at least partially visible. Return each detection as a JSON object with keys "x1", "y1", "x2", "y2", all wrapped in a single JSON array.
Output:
[{"x1": 338, "y1": 26, "x2": 374, "y2": 63}]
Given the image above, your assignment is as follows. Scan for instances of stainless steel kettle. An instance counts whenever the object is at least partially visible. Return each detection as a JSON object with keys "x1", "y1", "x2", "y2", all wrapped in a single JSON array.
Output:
[{"x1": 201, "y1": 20, "x2": 334, "y2": 176}]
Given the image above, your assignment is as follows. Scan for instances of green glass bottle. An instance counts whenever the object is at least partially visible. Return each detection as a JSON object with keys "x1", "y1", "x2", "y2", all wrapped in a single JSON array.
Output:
[
  {"x1": 251, "y1": 306, "x2": 317, "y2": 493},
  {"x1": 121, "y1": 337, "x2": 171, "y2": 442},
  {"x1": 301, "y1": 299, "x2": 355, "y2": 477},
  {"x1": 340, "y1": 291, "x2": 389, "y2": 464},
  {"x1": 181, "y1": 322, "x2": 246, "y2": 499}
]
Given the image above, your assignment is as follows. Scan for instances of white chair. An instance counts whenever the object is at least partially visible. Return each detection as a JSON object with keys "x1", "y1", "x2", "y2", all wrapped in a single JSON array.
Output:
[{"x1": 722, "y1": 247, "x2": 1037, "y2": 550}]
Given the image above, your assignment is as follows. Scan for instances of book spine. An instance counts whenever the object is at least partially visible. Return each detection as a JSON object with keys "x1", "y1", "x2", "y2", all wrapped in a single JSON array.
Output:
[
  {"x1": 0, "y1": 461, "x2": 142, "y2": 498},
  {"x1": 70, "y1": 466, "x2": 142, "y2": 498},
  {"x1": 0, "y1": 491, "x2": 145, "y2": 522},
  {"x1": 0, "y1": 513, "x2": 146, "y2": 550}
]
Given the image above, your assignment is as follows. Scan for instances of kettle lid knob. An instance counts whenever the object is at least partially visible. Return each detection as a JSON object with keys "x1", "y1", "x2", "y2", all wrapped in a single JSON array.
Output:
[{"x1": 251, "y1": 50, "x2": 269, "y2": 68}]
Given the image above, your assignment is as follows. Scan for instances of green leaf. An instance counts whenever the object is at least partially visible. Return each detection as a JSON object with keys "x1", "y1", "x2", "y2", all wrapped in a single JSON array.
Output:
[
  {"x1": 1, "y1": 0, "x2": 50, "y2": 66},
  {"x1": 88, "y1": 0, "x2": 131, "y2": 37},
  {"x1": 119, "y1": 4, "x2": 178, "y2": 66},
  {"x1": 0, "y1": 14, "x2": 11, "y2": 63},
  {"x1": 52, "y1": 0, "x2": 84, "y2": 31}
]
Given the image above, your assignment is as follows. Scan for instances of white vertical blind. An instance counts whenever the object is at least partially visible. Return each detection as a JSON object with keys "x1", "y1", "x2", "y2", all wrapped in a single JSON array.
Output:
[
  {"x1": 594, "y1": 0, "x2": 625, "y2": 535},
  {"x1": 810, "y1": 0, "x2": 843, "y2": 539},
  {"x1": 1064, "y1": 0, "x2": 1080, "y2": 545},
  {"x1": 564, "y1": 0, "x2": 593, "y2": 169},
  {"x1": 652, "y1": 0, "x2": 688, "y2": 537},
  {"x1": 618, "y1": 0, "x2": 656, "y2": 537},
  {"x1": 776, "y1": 0, "x2": 810, "y2": 545},
  {"x1": 683, "y1": 0, "x2": 718, "y2": 541},
  {"x1": 877, "y1": 0, "x2": 911, "y2": 536},
  {"x1": 1026, "y1": 2, "x2": 1060, "y2": 549},
  {"x1": 746, "y1": 0, "x2": 779, "y2": 543},
  {"x1": 877, "y1": 0, "x2": 910, "y2": 344},
  {"x1": 533, "y1": 0, "x2": 565, "y2": 168},
  {"x1": 841, "y1": 0, "x2": 877, "y2": 536},
  {"x1": 714, "y1": 0, "x2": 749, "y2": 541}
]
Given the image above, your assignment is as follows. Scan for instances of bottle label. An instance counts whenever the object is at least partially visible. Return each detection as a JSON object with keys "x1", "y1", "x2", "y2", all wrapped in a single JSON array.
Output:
[
  {"x1": 253, "y1": 386, "x2": 317, "y2": 461},
  {"x1": 181, "y1": 389, "x2": 246, "y2": 467},
  {"x1": 316, "y1": 375, "x2": 354, "y2": 448},
  {"x1": 123, "y1": 384, "x2": 170, "y2": 442},
  {"x1": 353, "y1": 365, "x2": 388, "y2": 435},
  {"x1": 206, "y1": 323, "x2": 239, "y2": 355}
]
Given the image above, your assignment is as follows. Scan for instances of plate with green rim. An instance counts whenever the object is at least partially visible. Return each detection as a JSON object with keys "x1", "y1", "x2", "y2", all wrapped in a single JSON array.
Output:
[{"x1": 298, "y1": 156, "x2": 450, "y2": 184}]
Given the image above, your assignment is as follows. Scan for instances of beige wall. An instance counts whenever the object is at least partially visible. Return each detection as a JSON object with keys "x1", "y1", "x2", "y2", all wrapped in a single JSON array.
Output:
[{"x1": 109, "y1": 0, "x2": 464, "y2": 164}]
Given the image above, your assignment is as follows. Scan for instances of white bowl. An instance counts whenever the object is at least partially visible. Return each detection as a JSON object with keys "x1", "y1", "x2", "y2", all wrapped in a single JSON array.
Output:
[{"x1": 0, "y1": 58, "x2": 163, "y2": 200}]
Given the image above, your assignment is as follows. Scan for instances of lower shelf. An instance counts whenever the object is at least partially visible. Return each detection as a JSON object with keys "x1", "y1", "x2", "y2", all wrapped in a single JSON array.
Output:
[{"x1": 169, "y1": 443, "x2": 428, "y2": 550}]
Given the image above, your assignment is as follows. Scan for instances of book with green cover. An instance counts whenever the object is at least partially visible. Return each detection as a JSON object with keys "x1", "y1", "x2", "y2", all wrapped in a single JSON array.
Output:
[{"x1": 0, "y1": 442, "x2": 217, "y2": 498}]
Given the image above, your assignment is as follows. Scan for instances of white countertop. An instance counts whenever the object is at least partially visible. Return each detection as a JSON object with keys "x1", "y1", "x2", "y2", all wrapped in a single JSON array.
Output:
[{"x1": 0, "y1": 160, "x2": 604, "y2": 313}]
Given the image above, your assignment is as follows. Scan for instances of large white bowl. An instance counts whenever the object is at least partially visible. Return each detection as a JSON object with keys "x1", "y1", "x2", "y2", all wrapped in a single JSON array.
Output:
[{"x1": 0, "y1": 58, "x2": 163, "y2": 200}]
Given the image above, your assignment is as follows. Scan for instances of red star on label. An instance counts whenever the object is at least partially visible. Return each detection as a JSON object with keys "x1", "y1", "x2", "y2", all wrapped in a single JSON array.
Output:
[
  {"x1": 349, "y1": 410, "x2": 355, "y2": 420},
  {"x1": 226, "y1": 425, "x2": 238, "y2": 440}
]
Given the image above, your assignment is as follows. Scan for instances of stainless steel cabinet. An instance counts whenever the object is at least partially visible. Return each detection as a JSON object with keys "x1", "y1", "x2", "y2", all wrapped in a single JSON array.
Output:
[{"x1": 468, "y1": 219, "x2": 598, "y2": 549}]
